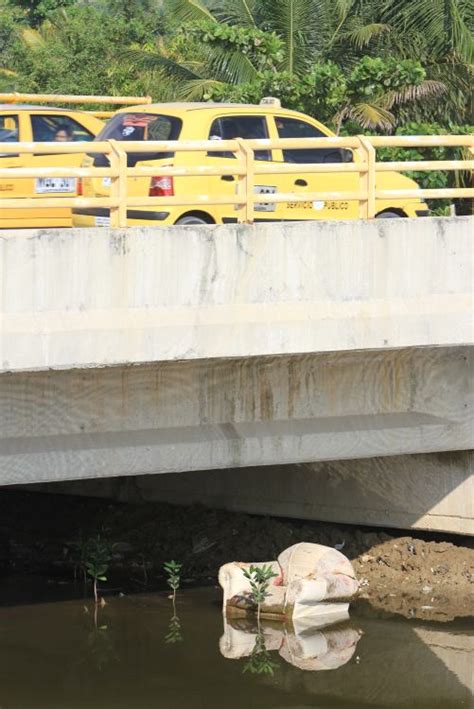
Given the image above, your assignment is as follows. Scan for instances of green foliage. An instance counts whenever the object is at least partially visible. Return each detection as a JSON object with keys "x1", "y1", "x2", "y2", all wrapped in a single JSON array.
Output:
[
  {"x1": 2, "y1": 0, "x2": 472, "y2": 128},
  {"x1": 185, "y1": 20, "x2": 285, "y2": 70},
  {"x1": 5, "y1": 4, "x2": 161, "y2": 99},
  {"x1": 81, "y1": 534, "x2": 113, "y2": 583},
  {"x1": 12, "y1": 0, "x2": 75, "y2": 26},
  {"x1": 242, "y1": 564, "x2": 277, "y2": 618},
  {"x1": 243, "y1": 631, "x2": 279, "y2": 675},
  {"x1": 72, "y1": 533, "x2": 114, "y2": 602},
  {"x1": 348, "y1": 57, "x2": 425, "y2": 96},
  {"x1": 164, "y1": 560, "x2": 182, "y2": 592}
]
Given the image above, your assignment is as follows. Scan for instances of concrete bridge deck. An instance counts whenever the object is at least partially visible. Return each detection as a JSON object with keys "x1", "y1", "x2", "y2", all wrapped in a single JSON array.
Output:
[{"x1": 0, "y1": 217, "x2": 472, "y2": 533}]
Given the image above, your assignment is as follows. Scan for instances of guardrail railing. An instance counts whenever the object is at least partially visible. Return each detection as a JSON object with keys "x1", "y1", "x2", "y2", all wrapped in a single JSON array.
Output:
[
  {"x1": 0, "y1": 134, "x2": 472, "y2": 226},
  {"x1": 0, "y1": 92, "x2": 152, "y2": 118}
]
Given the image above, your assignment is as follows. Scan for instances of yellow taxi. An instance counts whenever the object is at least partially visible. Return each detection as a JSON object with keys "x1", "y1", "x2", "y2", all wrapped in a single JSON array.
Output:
[
  {"x1": 73, "y1": 100, "x2": 429, "y2": 227},
  {"x1": 0, "y1": 105, "x2": 104, "y2": 228}
]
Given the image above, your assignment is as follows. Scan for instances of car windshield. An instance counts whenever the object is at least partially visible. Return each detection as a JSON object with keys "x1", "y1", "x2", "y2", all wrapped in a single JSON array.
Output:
[{"x1": 93, "y1": 113, "x2": 182, "y2": 166}]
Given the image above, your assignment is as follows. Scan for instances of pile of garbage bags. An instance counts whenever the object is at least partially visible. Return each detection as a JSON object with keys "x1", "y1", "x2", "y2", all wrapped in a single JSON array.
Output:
[{"x1": 219, "y1": 542, "x2": 359, "y2": 620}]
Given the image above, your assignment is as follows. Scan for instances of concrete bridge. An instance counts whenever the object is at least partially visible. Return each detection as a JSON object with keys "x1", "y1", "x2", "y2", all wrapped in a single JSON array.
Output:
[{"x1": 0, "y1": 217, "x2": 472, "y2": 534}]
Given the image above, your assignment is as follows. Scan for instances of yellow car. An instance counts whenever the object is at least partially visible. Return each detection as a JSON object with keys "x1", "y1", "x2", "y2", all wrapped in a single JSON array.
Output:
[
  {"x1": 73, "y1": 101, "x2": 429, "y2": 227},
  {"x1": 0, "y1": 104, "x2": 104, "y2": 228}
]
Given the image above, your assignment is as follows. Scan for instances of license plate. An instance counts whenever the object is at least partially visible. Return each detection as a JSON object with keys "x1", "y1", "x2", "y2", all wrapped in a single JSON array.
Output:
[
  {"x1": 95, "y1": 216, "x2": 111, "y2": 227},
  {"x1": 35, "y1": 177, "x2": 76, "y2": 193},
  {"x1": 254, "y1": 185, "x2": 276, "y2": 212}
]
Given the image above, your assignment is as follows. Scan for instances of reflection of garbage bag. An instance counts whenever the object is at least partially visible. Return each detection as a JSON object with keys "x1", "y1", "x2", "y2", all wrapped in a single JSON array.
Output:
[
  {"x1": 279, "y1": 623, "x2": 361, "y2": 671},
  {"x1": 219, "y1": 613, "x2": 362, "y2": 671},
  {"x1": 219, "y1": 543, "x2": 359, "y2": 619},
  {"x1": 219, "y1": 618, "x2": 282, "y2": 659}
]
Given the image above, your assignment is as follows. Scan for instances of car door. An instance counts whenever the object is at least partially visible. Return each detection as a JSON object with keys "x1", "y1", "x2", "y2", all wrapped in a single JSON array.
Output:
[
  {"x1": 205, "y1": 113, "x2": 281, "y2": 223},
  {"x1": 269, "y1": 115, "x2": 360, "y2": 221}
]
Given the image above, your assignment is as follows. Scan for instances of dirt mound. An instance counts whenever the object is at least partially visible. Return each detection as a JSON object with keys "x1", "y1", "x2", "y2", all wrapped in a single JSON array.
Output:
[{"x1": 352, "y1": 536, "x2": 473, "y2": 621}]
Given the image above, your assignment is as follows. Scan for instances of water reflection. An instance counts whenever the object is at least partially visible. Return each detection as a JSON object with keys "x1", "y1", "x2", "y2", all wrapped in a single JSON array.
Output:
[
  {"x1": 165, "y1": 612, "x2": 184, "y2": 643},
  {"x1": 221, "y1": 605, "x2": 362, "y2": 672},
  {"x1": 0, "y1": 587, "x2": 471, "y2": 708},
  {"x1": 242, "y1": 631, "x2": 280, "y2": 675}
]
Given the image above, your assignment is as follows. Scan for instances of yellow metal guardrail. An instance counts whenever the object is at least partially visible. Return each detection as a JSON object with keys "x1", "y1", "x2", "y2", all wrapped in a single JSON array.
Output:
[
  {"x1": 0, "y1": 93, "x2": 152, "y2": 118},
  {"x1": 0, "y1": 134, "x2": 472, "y2": 226}
]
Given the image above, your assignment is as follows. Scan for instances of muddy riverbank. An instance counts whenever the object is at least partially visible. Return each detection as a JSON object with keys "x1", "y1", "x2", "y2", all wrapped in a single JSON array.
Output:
[{"x1": 0, "y1": 488, "x2": 472, "y2": 621}]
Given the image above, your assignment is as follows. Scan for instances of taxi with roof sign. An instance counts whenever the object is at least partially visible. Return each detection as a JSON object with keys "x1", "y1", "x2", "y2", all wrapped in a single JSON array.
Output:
[{"x1": 71, "y1": 98, "x2": 429, "y2": 227}]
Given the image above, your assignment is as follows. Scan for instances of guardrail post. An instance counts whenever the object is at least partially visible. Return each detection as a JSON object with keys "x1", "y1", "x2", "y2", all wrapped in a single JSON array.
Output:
[
  {"x1": 109, "y1": 139, "x2": 127, "y2": 228},
  {"x1": 358, "y1": 136, "x2": 376, "y2": 219},
  {"x1": 235, "y1": 138, "x2": 255, "y2": 223}
]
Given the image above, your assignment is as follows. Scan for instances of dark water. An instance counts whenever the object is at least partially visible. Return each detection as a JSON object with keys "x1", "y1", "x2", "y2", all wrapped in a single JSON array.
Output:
[{"x1": 0, "y1": 586, "x2": 472, "y2": 709}]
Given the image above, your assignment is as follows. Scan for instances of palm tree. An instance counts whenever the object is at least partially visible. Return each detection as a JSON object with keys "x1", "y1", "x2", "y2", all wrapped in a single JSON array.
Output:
[{"x1": 380, "y1": 0, "x2": 473, "y2": 124}]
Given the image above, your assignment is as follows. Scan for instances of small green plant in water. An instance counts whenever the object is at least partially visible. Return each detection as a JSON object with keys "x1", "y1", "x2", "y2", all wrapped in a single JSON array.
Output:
[
  {"x1": 82, "y1": 535, "x2": 114, "y2": 604},
  {"x1": 164, "y1": 560, "x2": 182, "y2": 603},
  {"x1": 243, "y1": 631, "x2": 279, "y2": 676},
  {"x1": 242, "y1": 564, "x2": 278, "y2": 624}
]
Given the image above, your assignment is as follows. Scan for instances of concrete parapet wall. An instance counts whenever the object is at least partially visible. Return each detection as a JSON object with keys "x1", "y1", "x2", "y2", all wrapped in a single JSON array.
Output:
[{"x1": 1, "y1": 217, "x2": 473, "y2": 372}]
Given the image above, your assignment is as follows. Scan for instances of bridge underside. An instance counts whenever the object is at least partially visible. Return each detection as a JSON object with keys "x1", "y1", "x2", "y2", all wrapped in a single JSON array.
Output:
[{"x1": 2, "y1": 345, "x2": 472, "y2": 534}]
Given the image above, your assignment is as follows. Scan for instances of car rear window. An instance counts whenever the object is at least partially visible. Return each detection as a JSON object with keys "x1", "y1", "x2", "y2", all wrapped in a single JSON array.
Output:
[{"x1": 92, "y1": 113, "x2": 182, "y2": 166}]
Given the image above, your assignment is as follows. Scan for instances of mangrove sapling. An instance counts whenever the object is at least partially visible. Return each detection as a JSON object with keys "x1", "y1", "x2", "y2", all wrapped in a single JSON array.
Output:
[
  {"x1": 83, "y1": 535, "x2": 114, "y2": 605},
  {"x1": 164, "y1": 560, "x2": 182, "y2": 606},
  {"x1": 163, "y1": 560, "x2": 184, "y2": 644},
  {"x1": 242, "y1": 564, "x2": 278, "y2": 625}
]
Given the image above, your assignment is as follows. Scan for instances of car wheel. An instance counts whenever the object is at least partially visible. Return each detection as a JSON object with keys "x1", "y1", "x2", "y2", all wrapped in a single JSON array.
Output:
[
  {"x1": 375, "y1": 211, "x2": 404, "y2": 219},
  {"x1": 175, "y1": 215, "x2": 210, "y2": 225}
]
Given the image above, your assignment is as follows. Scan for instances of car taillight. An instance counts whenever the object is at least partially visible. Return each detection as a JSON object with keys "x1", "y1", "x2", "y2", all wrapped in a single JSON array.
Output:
[
  {"x1": 149, "y1": 176, "x2": 174, "y2": 197},
  {"x1": 77, "y1": 177, "x2": 83, "y2": 196}
]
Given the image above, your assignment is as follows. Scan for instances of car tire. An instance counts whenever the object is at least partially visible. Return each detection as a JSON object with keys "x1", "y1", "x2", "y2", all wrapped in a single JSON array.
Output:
[
  {"x1": 375, "y1": 211, "x2": 404, "y2": 219},
  {"x1": 175, "y1": 215, "x2": 210, "y2": 225}
]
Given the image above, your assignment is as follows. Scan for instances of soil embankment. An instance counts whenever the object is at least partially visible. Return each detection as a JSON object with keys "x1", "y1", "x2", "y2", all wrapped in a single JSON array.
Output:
[{"x1": 0, "y1": 489, "x2": 472, "y2": 622}]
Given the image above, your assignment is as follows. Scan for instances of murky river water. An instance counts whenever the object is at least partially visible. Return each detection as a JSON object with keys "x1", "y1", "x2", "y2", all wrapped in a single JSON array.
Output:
[{"x1": 0, "y1": 586, "x2": 472, "y2": 708}]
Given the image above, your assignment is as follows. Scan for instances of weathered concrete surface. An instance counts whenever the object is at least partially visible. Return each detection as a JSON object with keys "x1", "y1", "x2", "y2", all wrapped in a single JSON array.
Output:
[
  {"x1": 1, "y1": 217, "x2": 472, "y2": 371},
  {"x1": 1, "y1": 347, "x2": 472, "y2": 475},
  {"x1": 1, "y1": 348, "x2": 473, "y2": 533}
]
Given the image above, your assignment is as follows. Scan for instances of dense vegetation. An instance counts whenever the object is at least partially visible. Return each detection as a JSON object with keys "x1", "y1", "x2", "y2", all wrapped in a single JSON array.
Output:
[{"x1": 1, "y1": 0, "x2": 472, "y2": 133}]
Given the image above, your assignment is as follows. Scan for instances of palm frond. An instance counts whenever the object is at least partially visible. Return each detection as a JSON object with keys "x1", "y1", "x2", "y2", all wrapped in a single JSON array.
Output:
[
  {"x1": 383, "y1": 80, "x2": 447, "y2": 109},
  {"x1": 347, "y1": 102, "x2": 395, "y2": 130},
  {"x1": 164, "y1": 0, "x2": 215, "y2": 25},
  {"x1": 205, "y1": 44, "x2": 259, "y2": 84},
  {"x1": 175, "y1": 78, "x2": 226, "y2": 100},
  {"x1": 210, "y1": 0, "x2": 257, "y2": 27},
  {"x1": 343, "y1": 23, "x2": 390, "y2": 50},
  {"x1": 123, "y1": 49, "x2": 201, "y2": 81},
  {"x1": 21, "y1": 27, "x2": 48, "y2": 50},
  {"x1": 261, "y1": 0, "x2": 319, "y2": 73},
  {"x1": 334, "y1": 0, "x2": 354, "y2": 19},
  {"x1": 383, "y1": 0, "x2": 474, "y2": 64}
]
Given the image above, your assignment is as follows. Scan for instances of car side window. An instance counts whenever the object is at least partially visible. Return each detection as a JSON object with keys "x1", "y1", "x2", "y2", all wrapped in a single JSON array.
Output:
[
  {"x1": 0, "y1": 115, "x2": 19, "y2": 157},
  {"x1": 275, "y1": 117, "x2": 351, "y2": 164},
  {"x1": 31, "y1": 115, "x2": 95, "y2": 142},
  {"x1": 208, "y1": 115, "x2": 271, "y2": 161}
]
